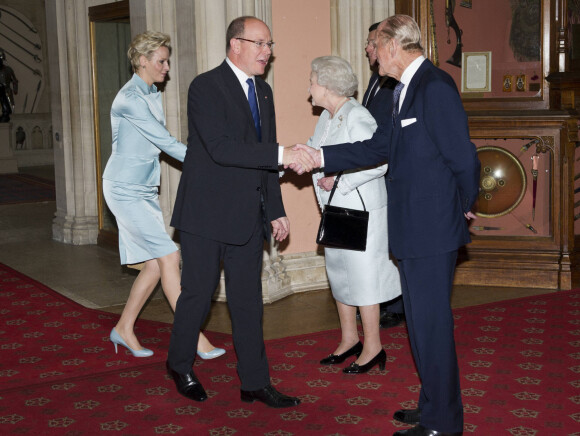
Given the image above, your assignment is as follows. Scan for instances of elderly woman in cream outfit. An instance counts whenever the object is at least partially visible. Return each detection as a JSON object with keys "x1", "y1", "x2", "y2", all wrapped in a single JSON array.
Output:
[
  {"x1": 308, "y1": 56, "x2": 401, "y2": 374},
  {"x1": 102, "y1": 31, "x2": 224, "y2": 359}
]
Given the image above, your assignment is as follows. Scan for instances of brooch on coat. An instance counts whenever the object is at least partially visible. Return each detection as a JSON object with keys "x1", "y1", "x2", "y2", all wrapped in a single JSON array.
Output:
[{"x1": 336, "y1": 115, "x2": 344, "y2": 129}]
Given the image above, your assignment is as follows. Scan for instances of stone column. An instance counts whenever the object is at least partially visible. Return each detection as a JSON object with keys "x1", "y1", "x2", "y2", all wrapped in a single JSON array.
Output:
[
  {"x1": 45, "y1": 0, "x2": 100, "y2": 245},
  {"x1": 129, "y1": 0, "x2": 187, "y2": 237}
]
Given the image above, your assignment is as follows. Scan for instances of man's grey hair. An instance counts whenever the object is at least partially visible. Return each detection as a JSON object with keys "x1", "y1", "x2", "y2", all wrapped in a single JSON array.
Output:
[
  {"x1": 226, "y1": 16, "x2": 250, "y2": 52},
  {"x1": 311, "y1": 56, "x2": 358, "y2": 97},
  {"x1": 378, "y1": 14, "x2": 424, "y2": 53}
]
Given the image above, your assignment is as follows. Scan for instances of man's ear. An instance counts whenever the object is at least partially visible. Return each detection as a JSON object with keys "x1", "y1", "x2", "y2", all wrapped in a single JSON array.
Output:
[
  {"x1": 389, "y1": 40, "x2": 397, "y2": 57},
  {"x1": 230, "y1": 38, "x2": 240, "y2": 55}
]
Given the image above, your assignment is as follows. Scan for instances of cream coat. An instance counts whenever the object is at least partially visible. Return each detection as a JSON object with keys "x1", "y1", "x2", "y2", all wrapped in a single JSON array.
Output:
[{"x1": 308, "y1": 98, "x2": 401, "y2": 306}]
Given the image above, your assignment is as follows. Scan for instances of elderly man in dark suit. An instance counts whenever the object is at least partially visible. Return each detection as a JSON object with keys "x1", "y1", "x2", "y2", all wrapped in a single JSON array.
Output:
[
  {"x1": 167, "y1": 16, "x2": 312, "y2": 408},
  {"x1": 293, "y1": 14, "x2": 480, "y2": 436},
  {"x1": 362, "y1": 22, "x2": 405, "y2": 330}
]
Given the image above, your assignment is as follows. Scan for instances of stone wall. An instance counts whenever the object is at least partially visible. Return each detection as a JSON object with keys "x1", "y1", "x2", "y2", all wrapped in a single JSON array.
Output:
[{"x1": 1, "y1": 0, "x2": 53, "y2": 167}]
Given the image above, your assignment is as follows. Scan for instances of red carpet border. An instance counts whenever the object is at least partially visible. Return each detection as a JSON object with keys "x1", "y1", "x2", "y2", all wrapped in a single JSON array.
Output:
[{"x1": 1, "y1": 262, "x2": 579, "y2": 435}]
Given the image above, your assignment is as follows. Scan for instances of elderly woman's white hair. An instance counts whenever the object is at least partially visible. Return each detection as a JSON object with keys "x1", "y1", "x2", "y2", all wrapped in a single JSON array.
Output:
[{"x1": 311, "y1": 56, "x2": 358, "y2": 97}]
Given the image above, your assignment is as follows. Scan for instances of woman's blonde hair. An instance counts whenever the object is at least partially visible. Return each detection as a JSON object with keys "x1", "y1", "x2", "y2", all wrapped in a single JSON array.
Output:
[{"x1": 127, "y1": 31, "x2": 172, "y2": 73}]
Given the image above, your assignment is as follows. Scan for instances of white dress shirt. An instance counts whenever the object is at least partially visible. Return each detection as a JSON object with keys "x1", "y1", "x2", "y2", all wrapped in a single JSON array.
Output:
[{"x1": 225, "y1": 57, "x2": 284, "y2": 164}]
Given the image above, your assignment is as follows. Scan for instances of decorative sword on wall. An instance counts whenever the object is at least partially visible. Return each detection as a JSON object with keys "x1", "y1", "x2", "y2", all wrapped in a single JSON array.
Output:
[
  {"x1": 0, "y1": 31, "x2": 41, "y2": 63},
  {"x1": 445, "y1": 0, "x2": 463, "y2": 67},
  {"x1": 0, "y1": 14, "x2": 41, "y2": 49},
  {"x1": 0, "y1": 7, "x2": 37, "y2": 33},
  {"x1": 2, "y1": 48, "x2": 41, "y2": 76},
  {"x1": 531, "y1": 154, "x2": 539, "y2": 220}
]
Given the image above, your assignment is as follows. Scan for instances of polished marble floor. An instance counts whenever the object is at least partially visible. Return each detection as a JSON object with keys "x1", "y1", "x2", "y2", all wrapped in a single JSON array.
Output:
[{"x1": 0, "y1": 166, "x2": 554, "y2": 340}]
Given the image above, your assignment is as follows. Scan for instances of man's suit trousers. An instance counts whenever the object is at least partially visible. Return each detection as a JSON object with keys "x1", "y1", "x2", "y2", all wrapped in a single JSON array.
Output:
[{"x1": 168, "y1": 214, "x2": 270, "y2": 391}]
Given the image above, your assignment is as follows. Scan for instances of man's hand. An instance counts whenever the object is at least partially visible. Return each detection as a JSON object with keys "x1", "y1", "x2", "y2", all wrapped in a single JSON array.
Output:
[
  {"x1": 293, "y1": 144, "x2": 322, "y2": 170},
  {"x1": 317, "y1": 176, "x2": 335, "y2": 192},
  {"x1": 464, "y1": 211, "x2": 477, "y2": 220},
  {"x1": 271, "y1": 216, "x2": 290, "y2": 242},
  {"x1": 282, "y1": 146, "x2": 316, "y2": 175}
]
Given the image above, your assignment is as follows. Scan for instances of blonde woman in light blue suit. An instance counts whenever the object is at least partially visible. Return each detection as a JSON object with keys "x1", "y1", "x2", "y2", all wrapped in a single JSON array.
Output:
[
  {"x1": 103, "y1": 31, "x2": 224, "y2": 359},
  {"x1": 308, "y1": 56, "x2": 401, "y2": 374}
]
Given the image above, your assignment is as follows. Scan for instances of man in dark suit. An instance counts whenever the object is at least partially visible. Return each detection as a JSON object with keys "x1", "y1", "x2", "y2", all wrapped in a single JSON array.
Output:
[
  {"x1": 167, "y1": 16, "x2": 312, "y2": 408},
  {"x1": 293, "y1": 14, "x2": 480, "y2": 436},
  {"x1": 363, "y1": 22, "x2": 405, "y2": 330}
]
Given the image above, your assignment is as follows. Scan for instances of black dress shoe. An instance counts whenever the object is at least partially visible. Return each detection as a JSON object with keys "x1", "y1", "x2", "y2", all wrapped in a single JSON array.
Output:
[
  {"x1": 166, "y1": 361, "x2": 207, "y2": 402},
  {"x1": 380, "y1": 311, "x2": 404, "y2": 329},
  {"x1": 320, "y1": 341, "x2": 363, "y2": 365},
  {"x1": 240, "y1": 384, "x2": 300, "y2": 408},
  {"x1": 393, "y1": 407, "x2": 421, "y2": 425},
  {"x1": 343, "y1": 349, "x2": 387, "y2": 373},
  {"x1": 393, "y1": 424, "x2": 462, "y2": 436}
]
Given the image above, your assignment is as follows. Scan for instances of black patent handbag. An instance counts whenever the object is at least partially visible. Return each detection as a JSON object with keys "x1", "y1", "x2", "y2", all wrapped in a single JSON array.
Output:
[{"x1": 316, "y1": 171, "x2": 369, "y2": 251}]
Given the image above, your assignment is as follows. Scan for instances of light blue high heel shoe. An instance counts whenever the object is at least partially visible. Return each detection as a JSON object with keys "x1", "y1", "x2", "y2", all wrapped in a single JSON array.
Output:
[
  {"x1": 197, "y1": 347, "x2": 226, "y2": 360},
  {"x1": 110, "y1": 328, "x2": 154, "y2": 357}
]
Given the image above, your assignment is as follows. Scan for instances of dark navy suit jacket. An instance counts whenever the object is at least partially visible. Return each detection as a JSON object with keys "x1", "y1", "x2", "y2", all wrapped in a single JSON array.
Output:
[
  {"x1": 171, "y1": 61, "x2": 283, "y2": 246},
  {"x1": 324, "y1": 59, "x2": 480, "y2": 260},
  {"x1": 362, "y1": 72, "x2": 398, "y2": 120}
]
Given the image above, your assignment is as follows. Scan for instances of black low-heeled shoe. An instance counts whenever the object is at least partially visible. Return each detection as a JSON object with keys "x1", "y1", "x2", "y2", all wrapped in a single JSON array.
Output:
[
  {"x1": 320, "y1": 341, "x2": 363, "y2": 365},
  {"x1": 342, "y1": 349, "x2": 386, "y2": 373}
]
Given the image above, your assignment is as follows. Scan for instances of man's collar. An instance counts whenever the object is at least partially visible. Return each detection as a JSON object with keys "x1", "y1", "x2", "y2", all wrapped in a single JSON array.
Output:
[
  {"x1": 400, "y1": 55, "x2": 425, "y2": 86},
  {"x1": 226, "y1": 57, "x2": 253, "y2": 85}
]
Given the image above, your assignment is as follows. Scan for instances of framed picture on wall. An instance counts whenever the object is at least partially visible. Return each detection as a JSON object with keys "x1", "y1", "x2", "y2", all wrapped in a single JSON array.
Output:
[{"x1": 461, "y1": 51, "x2": 492, "y2": 93}]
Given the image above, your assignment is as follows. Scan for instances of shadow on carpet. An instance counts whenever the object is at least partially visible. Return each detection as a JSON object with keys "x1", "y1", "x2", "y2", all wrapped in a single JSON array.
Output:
[
  {"x1": 0, "y1": 262, "x2": 579, "y2": 435},
  {"x1": 0, "y1": 173, "x2": 55, "y2": 205}
]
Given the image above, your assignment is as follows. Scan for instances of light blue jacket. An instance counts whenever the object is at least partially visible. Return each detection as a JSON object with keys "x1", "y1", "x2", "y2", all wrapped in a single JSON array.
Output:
[{"x1": 102, "y1": 74, "x2": 186, "y2": 186}]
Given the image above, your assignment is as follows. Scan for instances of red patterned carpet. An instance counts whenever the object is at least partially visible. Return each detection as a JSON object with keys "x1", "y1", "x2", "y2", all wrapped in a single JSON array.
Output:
[
  {"x1": 0, "y1": 173, "x2": 55, "y2": 205},
  {"x1": 1, "y1": 262, "x2": 579, "y2": 435}
]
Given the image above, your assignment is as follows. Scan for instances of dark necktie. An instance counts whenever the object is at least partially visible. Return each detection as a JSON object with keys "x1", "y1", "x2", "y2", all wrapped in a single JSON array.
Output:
[
  {"x1": 392, "y1": 82, "x2": 404, "y2": 125},
  {"x1": 364, "y1": 78, "x2": 379, "y2": 108},
  {"x1": 246, "y1": 78, "x2": 261, "y2": 141}
]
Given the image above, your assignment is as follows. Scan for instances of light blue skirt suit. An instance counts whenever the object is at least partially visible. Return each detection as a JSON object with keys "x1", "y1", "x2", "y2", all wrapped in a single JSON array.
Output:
[
  {"x1": 103, "y1": 74, "x2": 186, "y2": 265},
  {"x1": 309, "y1": 98, "x2": 401, "y2": 306}
]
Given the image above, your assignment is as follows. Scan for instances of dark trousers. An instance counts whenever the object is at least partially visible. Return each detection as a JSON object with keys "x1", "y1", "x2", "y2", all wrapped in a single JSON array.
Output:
[
  {"x1": 380, "y1": 295, "x2": 404, "y2": 313},
  {"x1": 168, "y1": 216, "x2": 270, "y2": 391},
  {"x1": 398, "y1": 250, "x2": 463, "y2": 433}
]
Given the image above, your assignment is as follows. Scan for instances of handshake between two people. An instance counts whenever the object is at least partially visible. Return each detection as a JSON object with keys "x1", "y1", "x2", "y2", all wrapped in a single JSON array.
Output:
[{"x1": 282, "y1": 144, "x2": 322, "y2": 175}]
